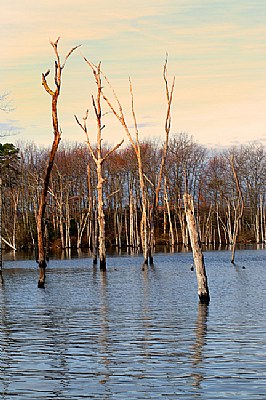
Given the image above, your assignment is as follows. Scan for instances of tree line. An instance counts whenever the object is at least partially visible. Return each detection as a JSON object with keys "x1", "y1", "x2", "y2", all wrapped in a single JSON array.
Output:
[{"x1": 1, "y1": 136, "x2": 265, "y2": 254}]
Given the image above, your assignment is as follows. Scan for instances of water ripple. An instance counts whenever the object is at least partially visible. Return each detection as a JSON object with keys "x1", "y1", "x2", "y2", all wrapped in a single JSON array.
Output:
[{"x1": 0, "y1": 248, "x2": 265, "y2": 399}]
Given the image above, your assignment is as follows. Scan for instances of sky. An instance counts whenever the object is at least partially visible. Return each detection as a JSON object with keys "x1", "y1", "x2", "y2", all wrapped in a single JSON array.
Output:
[{"x1": 1, "y1": 0, "x2": 266, "y2": 149}]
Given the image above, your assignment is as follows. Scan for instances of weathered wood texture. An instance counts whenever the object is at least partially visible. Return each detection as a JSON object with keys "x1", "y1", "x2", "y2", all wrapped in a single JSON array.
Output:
[
  {"x1": 37, "y1": 38, "x2": 79, "y2": 287},
  {"x1": 184, "y1": 193, "x2": 210, "y2": 304}
]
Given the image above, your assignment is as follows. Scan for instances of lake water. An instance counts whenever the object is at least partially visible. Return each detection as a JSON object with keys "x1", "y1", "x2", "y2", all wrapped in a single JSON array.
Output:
[{"x1": 0, "y1": 248, "x2": 265, "y2": 399}]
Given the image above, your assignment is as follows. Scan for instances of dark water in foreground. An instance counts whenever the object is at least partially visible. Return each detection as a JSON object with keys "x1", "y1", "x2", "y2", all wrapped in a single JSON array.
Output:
[{"x1": 0, "y1": 249, "x2": 265, "y2": 399}]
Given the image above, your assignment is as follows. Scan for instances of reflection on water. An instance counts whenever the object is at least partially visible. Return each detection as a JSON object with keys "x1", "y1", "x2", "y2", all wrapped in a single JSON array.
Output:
[
  {"x1": 191, "y1": 303, "x2": 208, "y2": 390},
  {"x1": 0, "y1": 249, "x2": 265, "y2": 399}
]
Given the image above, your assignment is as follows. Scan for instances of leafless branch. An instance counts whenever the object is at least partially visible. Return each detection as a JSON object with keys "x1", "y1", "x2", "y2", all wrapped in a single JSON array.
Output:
[
  {"x1": 143, "y1": 173, "x2": 155, "y2": 188},
  {"x1": 155, "y1": 54, "x2": 175, "y2": 207},
  {"x1": 102, "y1": 139, "x2": 124, "y2": 163},
  {"x1": 42, "y1": 72, "x2": 55, "y2": 96},
  {"x1": 74, "y1": 113, "x2": 97, "y2": 163},
  {"x1": 106, "y1": 188, "x2": 121, "y2": 200},
  {"x1": 62, "y1": 45, "x2": 81, "y2": 69}
]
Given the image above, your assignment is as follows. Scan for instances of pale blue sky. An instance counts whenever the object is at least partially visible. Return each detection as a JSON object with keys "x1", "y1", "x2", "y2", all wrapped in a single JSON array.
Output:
[{"x1": 1, "y1": 0, "x2": 266, "y2": 148}]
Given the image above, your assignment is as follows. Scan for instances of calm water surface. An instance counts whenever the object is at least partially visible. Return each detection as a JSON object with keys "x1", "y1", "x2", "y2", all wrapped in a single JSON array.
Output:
[{"x1": 0, "y1": 249, "x2": 265, "y2": 399}]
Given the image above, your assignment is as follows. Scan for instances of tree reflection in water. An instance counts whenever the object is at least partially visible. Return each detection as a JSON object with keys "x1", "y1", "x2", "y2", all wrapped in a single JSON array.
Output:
[
  {"x1": 191, "y1": 303, "x2": 208, "y2": 389},
  {"x1": 99, "y1": 270, "x2": 112, "y2": 387}
]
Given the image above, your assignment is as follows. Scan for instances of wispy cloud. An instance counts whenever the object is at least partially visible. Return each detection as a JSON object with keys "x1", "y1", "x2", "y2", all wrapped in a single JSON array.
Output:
[{"x1": 1, "y1": 0, "x2": 266, "y2": 147}]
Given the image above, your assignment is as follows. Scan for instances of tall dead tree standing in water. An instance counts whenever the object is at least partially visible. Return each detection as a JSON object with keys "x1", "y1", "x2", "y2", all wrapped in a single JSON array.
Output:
[
  {"x1": 102, "y1": 77, "x2": 149, "y2": 264},
  {"x1": 37, "y1": 38, "x2": 79, "y2": 288},
  {"x1": 75, "y1": 61, "x2": 124, "y2": 270},
  {"x1": 102, "y1": 58, "x2": 174, "y2": 266},
  {"x1": 149, "y1": 57, "x2": 175, "y2": 264}
]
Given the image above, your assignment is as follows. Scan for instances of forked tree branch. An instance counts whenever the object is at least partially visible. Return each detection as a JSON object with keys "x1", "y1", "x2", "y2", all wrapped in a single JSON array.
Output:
[
  {"x1": 74, "y1": 112, "x2": 97, "y2": 164},
  {"x1": 155, "y1": 54, "x2": 175, "y2": 207}
]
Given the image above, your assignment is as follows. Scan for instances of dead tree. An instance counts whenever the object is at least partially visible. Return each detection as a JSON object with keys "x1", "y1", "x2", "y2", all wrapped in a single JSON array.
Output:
[
  {"x1": 149, "y1": 56, "x2": 175, "y2": 263},
  {"x1": 100, "y1": 75, "x2": 149, "y2": 264},
  {"x1": 101, "y1": 59, "x2": 174, "y2": 265},
  {"x1": 37, "y1": 38, "x2": 79, "y2": 288},
  {"x1": 75, "y1": 61, "x2": 124, "y2": 270},
  {"x1": 0, "y1": 176, "x2": 3, "y2": 285},
  {"x1": 184, "y1": 193, "x2": 210, "y2": 304},
  {"x1": 229, "y1": 155, "x2": 244, "y2": 264}
]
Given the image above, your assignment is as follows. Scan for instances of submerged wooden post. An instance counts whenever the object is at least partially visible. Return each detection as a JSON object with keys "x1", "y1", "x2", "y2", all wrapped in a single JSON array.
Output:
[{"x1": 184, "y1": 193, "x2": 210, "y2": 304}]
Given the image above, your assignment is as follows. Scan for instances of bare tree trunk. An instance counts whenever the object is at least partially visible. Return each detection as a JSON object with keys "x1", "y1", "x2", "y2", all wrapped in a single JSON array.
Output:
[
  {"x1": 184, "y1": 193, "x2": 210, "y2": 304},
  {"x1": 37, "y1": 38, "x2": 79, "y2": 288},
  {"x1": 125, "y1": 207, "x2": 129, "y2": 249},
  {"x1": 102, "y1": 58, "x2": 174, "y2": 266},
  {"x1": 164, "y1": 179, "x2": 174, "y2": 250},
  {"x1": 204, "y1": 203, "x2": 212, "y2": 245},
  {"x1": 174, "y1": 214, "x2": 179, "y2": 245},
  {"x1": 226, "y1": 202, "x2": 233, "y2": 245},
  {"x1": 92, "y1": 208, "x2": 98, "y2": 265},
  {"x1": 96, "y1": 160, "x2": 106, "y2": 270},
  {"x1": 65, "y1": 193, "x2": 71, "y2": 249},
  {"x1": 117, "y1": 210, "x2": 122, "y2": 249},
  {"x1": 87, "y1": 162, "x2": 93, "y2": 251},
  {"x1": 149, "y1": 56, "x2": 175, "y2": 264},
  {"x1": 0, "y1": 177, "x2": 3, "y2": 285},
  {"x1": 179, "y1": 209, "x2": 188, "y2": 246},
  {"x1": 260, "y1": 195, "x2": 264, "y2": 243},
  {"x1": 129, "y1": 183, "x2": 134, "y2": 248},
  {"x1": 255, "y1": 214, "x2": 260, "y2": 244},
  {"x1": 75, "y1": 61, "x2": 123, "y2": 270},
  {"x1": 163, "y1": 199, "x2": 167, "y2": 237},
  {"x1": 230, "y1": 156, "x2": 244, "y2": 264},
  {"x1": 103, "y1": 75, "x2": 149, "y2": 264},
  {"x1": 216, "y1": 204, "x2": 222, "y2": 245},
  {"x1": 59, "y1": 212, "x2": 65, "y2": 249},
  {"x1": 10, "y1": 192, "x2": 19, "y2": 250},
  {"x1": 114, "y1": 206, "x2": 118, "y2": 247},
  {"x1": 140, "y1": 193, "x2": 149, "y2": 265},
  {"x1": 77, "y1": 212, "x2": 89, "y2": 249}
]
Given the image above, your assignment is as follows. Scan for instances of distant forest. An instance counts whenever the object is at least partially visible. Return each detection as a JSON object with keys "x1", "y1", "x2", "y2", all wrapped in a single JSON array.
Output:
[{"x1": 1, "y1": 133, "x2": 265, "y2": 253}]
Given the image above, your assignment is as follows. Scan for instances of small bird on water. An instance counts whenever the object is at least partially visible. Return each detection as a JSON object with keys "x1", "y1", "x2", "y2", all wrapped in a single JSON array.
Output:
[{"x1": 190, "y1": 264, "x2": 194, "y2": 271}]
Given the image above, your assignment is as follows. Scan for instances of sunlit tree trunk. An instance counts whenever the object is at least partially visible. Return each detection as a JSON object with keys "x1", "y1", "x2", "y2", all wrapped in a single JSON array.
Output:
[
  {"x1": 149, "y1": 56, "x2": 175, "y2": 263},
  {"x1": 77, "y1": 211, "x2": 89, "y2": 249},
  {"x1": 0, "y1": 176, "x2": 3, "y2": 284},
  {"x1": 230, "y1": 155, "x2": 244, "y2": 264},
  {"x1": 97, "y1": 162, "x2": 106, "y2": 269},
  {"x1": 184, "y1": 193, "x2": 210, "y2": 304},
  {"x1": 102, "y1": 60, "x2": 174, "y2": 265},
  {"x1": 65, "y1": 191, "x2": 71, "y2": 249},
  {"x1": 216, "y1": 204, "x2": 222, "y2": 245},
  {"x1": 226, "y1": 202, "x2": 233, "y2": 244},
  {"x1": 86, "y1": 162, "x2": 93, "y2": 251},
  {"x1": 92, "y1": 208, "x2": 98, "y2": 265},
  {"x1": 164, "y1": 178, "x2": 174, "y2": 250},
  {"x1": 75, "y1": 61, "x2": 123, "y2": 270},
  {"x1": 260, "y1": 195, "x2": 265, "y2": 243},
  {"x1": 37, "y1": 38, "x2": 79, "y2": 287},
  {"x1": 129, "y1": 182, "x2": 135, "y2": 248},
  {"x1": 10, "y1": 191, "x2": 19, "y2": 250},
  {"x1": 102, "y1": 75, "x2": 148, "y2": 264}
]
